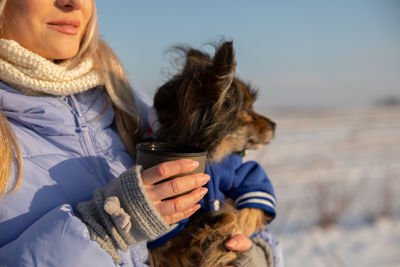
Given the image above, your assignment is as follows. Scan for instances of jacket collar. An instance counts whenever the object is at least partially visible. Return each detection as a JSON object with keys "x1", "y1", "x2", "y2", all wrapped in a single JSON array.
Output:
[{"x1": 0, "y1": 81, "x2": 111, "y2": 136}]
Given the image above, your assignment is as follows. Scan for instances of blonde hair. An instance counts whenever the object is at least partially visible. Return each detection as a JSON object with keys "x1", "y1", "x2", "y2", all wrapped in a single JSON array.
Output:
[{"x1": 0, "y1": 0, "x2": 141, "y2": 195}]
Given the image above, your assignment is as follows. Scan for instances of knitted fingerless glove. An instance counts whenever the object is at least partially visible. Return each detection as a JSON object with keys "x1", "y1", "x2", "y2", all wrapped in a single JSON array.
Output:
[
  {"x1": 233, "y1": 237, "x2": 274, "y2": 267},
  {"x1": 75, "y1": 165, "x2": 170, "y2": 262}
]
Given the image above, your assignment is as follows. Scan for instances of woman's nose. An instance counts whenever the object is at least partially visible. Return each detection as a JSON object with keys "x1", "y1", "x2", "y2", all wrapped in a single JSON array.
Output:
[{"x1": 56, "y1": 0, "x2": 85, "y2": 10}]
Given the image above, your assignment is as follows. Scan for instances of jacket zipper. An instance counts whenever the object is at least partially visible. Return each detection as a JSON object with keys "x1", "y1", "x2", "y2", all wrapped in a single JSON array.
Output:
[{"x1": 59, "y1": 95, "x2": 109, "y2": 186}]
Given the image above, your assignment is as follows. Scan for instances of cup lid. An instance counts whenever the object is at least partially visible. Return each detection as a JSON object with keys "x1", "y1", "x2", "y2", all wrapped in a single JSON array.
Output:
[{"x1": 136, "y1": 142, "x2": 207, "y2": 157}]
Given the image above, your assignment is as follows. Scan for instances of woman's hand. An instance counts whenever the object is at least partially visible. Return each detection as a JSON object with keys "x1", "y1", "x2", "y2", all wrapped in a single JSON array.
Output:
[
  {"x1": 141, "y1": 159, "x2": 210, "y2": 225},
  {"x1": 224, "y1": 234, "x2": 253, "y2": 267}
]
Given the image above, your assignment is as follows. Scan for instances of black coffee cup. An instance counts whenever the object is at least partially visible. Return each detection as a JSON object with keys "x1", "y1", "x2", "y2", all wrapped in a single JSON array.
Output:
[{"x1": 136, "y1": 142, "x2": 207, "y2": 199}]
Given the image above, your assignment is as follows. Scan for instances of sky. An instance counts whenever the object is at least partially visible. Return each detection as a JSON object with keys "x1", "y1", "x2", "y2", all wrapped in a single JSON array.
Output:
[{"x1": 96, "y1": 1, "x2": 400, "y2": 110}]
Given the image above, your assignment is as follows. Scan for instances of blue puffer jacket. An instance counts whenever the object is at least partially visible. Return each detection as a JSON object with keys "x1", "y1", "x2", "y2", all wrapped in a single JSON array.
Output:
[
  {"x1": 0, "y1": 81, "x2": 152, "y2": 267},
  {"x1": 0, "y1": 81, "x2": 282, "y2": 267}
]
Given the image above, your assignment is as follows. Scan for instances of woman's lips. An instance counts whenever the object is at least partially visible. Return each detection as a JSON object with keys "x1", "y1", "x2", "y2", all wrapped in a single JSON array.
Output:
[{"x1": 47, "y1": 20, "x2": 80, "y2": 35}]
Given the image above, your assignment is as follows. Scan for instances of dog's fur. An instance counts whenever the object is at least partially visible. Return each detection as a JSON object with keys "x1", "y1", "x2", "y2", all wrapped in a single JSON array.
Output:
[{"x1": 149, "y1": 41, "x2": 276, "y2": 267}]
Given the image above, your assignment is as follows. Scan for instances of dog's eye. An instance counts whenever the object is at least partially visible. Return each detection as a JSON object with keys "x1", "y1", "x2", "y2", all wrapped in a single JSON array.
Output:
[{"x1": 246, "y1": 107, "x2": 252, "y2": 115}]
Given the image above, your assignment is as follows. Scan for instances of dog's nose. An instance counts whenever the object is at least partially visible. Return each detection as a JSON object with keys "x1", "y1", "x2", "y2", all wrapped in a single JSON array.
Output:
[{"x1": 269, "y1": 120, "x2": 276, "y2": 130}]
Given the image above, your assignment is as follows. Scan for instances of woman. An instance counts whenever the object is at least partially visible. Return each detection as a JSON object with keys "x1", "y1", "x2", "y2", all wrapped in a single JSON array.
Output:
[{"x1": 0, "y1": 0, "x2": 275, "y2": 266}]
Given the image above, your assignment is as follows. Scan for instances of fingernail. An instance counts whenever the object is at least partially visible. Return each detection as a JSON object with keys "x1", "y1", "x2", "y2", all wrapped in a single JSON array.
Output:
[
  {"x1": 200, "y1": 174, "x2": 210, "y2": 184},
  {"x1": 200, "y1": 187, "x2": 208, "y2": 195},
  {"x1": 191, "y1": 204, "x2": 201, "y2": 212},
  {"x1": 189, "y1": 160, "x2": 200, "y2": 168},
  {"x1": 226, "y1": 239, "x2": 237, "y2": 248}
]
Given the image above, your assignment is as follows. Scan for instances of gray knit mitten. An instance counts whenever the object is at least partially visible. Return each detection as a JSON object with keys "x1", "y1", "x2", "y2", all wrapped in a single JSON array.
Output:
[
  {"x1": 233, "y1": 237, "x2": 274, "y2": 267},
  {"x1": 75, "y1": 165, "x2": 170, "y2": 262}
]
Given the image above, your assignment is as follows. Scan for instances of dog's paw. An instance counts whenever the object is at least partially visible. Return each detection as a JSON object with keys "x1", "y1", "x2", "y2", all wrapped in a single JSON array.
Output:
[{"x1": 104, "y1": 196, "x2": 132, "y2": 232}]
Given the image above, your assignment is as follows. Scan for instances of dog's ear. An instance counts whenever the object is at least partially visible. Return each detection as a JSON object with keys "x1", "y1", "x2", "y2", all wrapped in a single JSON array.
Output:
[
  {"x1": 205, "y1": 41, "x2": 236, "y2": 103},
  {"x1": 211, "y1": 41, "x2": 236, "y2": 78}
]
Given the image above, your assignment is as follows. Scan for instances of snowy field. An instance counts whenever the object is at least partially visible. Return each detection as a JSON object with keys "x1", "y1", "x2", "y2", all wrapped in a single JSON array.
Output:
[{"x1": 244, "y1": 106, "x2": 400, "y2": 267}]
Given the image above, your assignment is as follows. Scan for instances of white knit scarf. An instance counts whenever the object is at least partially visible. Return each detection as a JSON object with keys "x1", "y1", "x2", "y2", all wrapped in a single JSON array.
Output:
[{"x1": 0, "y1": 38, "x2": 103, "y2": 95}]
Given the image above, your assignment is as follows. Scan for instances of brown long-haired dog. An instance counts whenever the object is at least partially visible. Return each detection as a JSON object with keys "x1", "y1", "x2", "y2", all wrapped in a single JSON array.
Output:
[{"x1": 148, "y1": 41, "x2": 276, "y2": 267}]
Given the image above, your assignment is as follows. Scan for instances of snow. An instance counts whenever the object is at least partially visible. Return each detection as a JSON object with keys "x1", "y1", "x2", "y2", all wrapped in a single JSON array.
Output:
[
  {"x1": 244, "y1": 106, "x2": 400, "y2": 267},
  {"x1": 279, "y1": 218, "x2": 400, "y2": 267}
]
